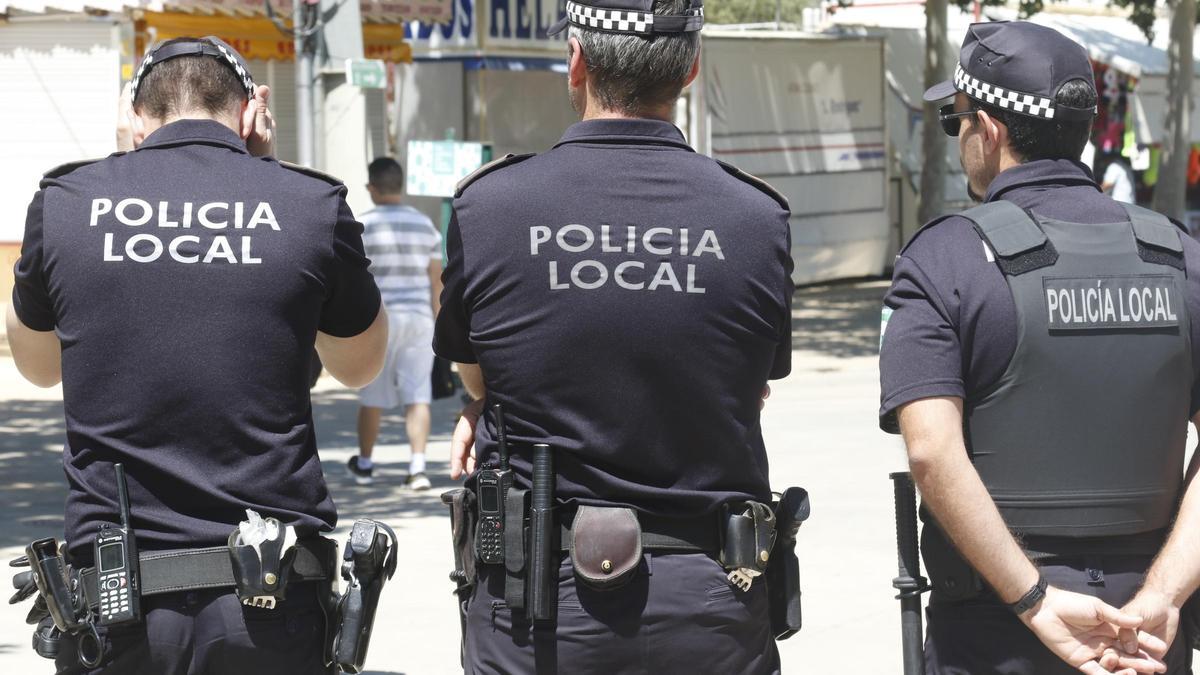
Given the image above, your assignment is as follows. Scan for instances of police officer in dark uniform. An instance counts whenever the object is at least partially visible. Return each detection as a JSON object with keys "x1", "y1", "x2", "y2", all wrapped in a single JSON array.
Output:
[
  {"x1": 6, "y1": 37, "x2": 387, "y2": 674},
  {"x1": 433, "y1": 0, "x2": 796, "y2": 671},
  {"x1": 879, "y1": 21, "x2": 1199, "y2": 675}
]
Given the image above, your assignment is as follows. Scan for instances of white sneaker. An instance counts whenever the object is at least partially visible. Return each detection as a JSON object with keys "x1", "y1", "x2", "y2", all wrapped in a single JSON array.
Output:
[{"x1": 406, "y1": 472, "x2": 431, "y2": 491}]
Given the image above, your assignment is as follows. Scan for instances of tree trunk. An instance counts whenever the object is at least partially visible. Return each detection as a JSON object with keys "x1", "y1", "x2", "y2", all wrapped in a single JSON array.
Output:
[
  {"x1": 1153, "y1": 0, "x2": 1194, "y2": 221},
  {"x1": 919, "y1": 0, "x2": 950, "y2": 223}
]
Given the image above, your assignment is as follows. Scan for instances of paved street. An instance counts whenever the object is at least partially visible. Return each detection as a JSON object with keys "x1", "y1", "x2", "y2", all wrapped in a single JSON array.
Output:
[{"x1": 0, "y1": 281, "x2": 918, "y2": 674}]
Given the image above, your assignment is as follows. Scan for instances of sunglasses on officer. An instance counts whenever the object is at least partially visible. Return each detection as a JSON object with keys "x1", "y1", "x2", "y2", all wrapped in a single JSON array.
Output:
[{"x1": 939, "y1": 104, "x2": 980, "y2": 137}]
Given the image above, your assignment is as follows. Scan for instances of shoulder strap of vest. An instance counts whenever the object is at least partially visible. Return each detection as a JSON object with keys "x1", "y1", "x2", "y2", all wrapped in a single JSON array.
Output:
[
  {"x1": 958, "y1": 200, "x2": 1058, "y2": 276},
  {"x1": 1120, "y1": 204, "x2": 1185, "y2": 271},
  {"x1": 714, "y1": 159, "x2": 789, "y2": 211},
  {"x1": 279, "y1": 161, "x2": 344, "y2": 186},
  {"x1": 1121, "y1": 203, "x2": 1182, "y2": 252},
  {"x1": 455, "y1": 153, "x2": 536, "y2": 198},
  {"x1": 960, "y1": 200, "x2": 1046, "y2": 256}
]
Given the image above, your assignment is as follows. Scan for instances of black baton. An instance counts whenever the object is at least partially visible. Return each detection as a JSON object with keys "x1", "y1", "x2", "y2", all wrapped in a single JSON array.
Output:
[
  {"x1": 528, "y1": 443, "x2": 556, "y2": 623},
  {"x1": 891, "y1": 472, "x2": 928, "y2": 675}
]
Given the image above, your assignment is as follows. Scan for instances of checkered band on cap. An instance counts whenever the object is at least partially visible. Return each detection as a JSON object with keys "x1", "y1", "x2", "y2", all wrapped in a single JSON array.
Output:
[
  {"x1": 130, "y1": 52, "x2": 155, "y2": 103},
  {"x1": 130, "y1": 39, "x2": 256, "y2": 104},
  {"x1": 954, "y1": 63, "x2": 1056, "y2": 120},
  {"x1": 211, "y1": 41, "x2": 256, "y2": 101},
  {"x1": 566, "y1": 1, "x2": 654, "y2": 34}
]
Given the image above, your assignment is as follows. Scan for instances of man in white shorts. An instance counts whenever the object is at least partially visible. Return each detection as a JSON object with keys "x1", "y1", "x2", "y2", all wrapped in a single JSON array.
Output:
[{"x1": 348, "y1": 157, "x2": 442, "y2": 490}]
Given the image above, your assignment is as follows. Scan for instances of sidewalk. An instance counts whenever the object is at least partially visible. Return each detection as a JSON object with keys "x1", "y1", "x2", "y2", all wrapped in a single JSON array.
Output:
[{"x1": 0, "y1": 282, "x2": 916, "y2": 674}]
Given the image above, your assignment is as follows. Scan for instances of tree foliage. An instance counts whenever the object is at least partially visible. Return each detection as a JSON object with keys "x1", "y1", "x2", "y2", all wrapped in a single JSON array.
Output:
[{"x1": 705, "y1": 0, "x2": 817, "y2": 25}]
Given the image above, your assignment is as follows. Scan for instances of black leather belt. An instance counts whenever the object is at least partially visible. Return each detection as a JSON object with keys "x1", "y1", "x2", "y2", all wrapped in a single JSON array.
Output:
[
  {"x1": 79, "y1": 538, "x2": 336, "y2": 610},
  {"x1": 558, "y1": 510, "x2": 719, "y2": 553}
]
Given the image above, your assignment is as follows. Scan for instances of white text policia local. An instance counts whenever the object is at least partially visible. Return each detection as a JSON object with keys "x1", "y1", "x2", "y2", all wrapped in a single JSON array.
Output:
[
  {"x1": 90, "y1": 198, "x2": 280, "y2": 264},
  {"x1": 530, "y1": 225, "x2": 725, "y2": 294},
  {"x1": 1046, "y1": 282, "x2": 1178, "y2": 327}
]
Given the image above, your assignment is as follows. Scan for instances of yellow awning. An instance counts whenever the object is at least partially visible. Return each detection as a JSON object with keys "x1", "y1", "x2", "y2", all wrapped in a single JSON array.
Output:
[{"x1": 139, "y1": 11, "x2": 412, "y2": 62}]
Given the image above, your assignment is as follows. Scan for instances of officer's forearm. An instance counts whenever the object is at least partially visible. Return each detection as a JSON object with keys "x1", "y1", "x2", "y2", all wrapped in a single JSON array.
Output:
[
  {"x1": 898, "y1": 396, "x2": 1040, "y2": 605},
  {"x1": 456, "y1": 363, "x2": 485, "y2": 400},
  {"x1": 6, "y1": 303, "x2": 62, "y2": 387},
  {"x1": 1140, "y1": 427, "x2": 1200, "y2": 607}
]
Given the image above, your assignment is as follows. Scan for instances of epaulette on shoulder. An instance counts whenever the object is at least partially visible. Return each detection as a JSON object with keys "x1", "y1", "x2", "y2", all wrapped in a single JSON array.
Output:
[
  {"x1": 715, "y1": 159, "x2": 789, "y2": 211},
  {"x1": 279, "y1": 161, "x2": 344, "y2": 186},
  {"x1": 455, "y1": 153, "x2": 535, "y2": 198},
  {"x1": 43, "y1": 155, "x2": 121, "y2": 179}
]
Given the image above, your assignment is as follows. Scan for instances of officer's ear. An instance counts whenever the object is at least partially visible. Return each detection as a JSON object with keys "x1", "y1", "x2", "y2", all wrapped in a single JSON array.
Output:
[
  {"x1": 683, "y1": 52, "x2": 700, "y2": 89},
  {"x1": 975, "y1": 109, "x2": 1005, "y2": 154},
  {"x1": 568, "y1": 37, "x2": 587, "y2": 89},
  {"x1": 130, "y1": 107, "x2": 149, "y2": 148},
  {"x1": 238, "y1": 99, "x2": 254, "y2": 141}
]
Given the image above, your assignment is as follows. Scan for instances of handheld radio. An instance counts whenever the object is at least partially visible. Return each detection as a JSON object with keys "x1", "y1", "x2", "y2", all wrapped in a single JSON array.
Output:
[
  {"x1": 94, "y1": 463, "x2": 141, "y2": 626},
  {"x1": 475, "y1": 404, "x2": 514, "y2": 565}
]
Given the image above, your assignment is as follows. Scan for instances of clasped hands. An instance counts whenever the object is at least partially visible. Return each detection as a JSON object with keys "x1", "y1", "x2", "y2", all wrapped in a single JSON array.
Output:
[{"x1": 1024, "y1": 584, "x2": 1180, "y2": 675}]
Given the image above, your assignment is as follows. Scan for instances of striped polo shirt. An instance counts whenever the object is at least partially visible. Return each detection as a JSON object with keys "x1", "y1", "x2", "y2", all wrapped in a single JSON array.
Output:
[{"x1": 360, "y1": 204, "x2": 442, "y2": 316}]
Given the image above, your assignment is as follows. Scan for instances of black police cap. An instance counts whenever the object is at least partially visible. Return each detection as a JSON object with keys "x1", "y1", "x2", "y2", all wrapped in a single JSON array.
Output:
[
  {"x1": 547, "y1": 0, "x2": 703, "y2": 37},
  {"x1": 924, "y1": 21, "x2": 1097, "y2": 121},
  {"x1": 131, "y1": 36, "x2": 256, "y2": 104}
]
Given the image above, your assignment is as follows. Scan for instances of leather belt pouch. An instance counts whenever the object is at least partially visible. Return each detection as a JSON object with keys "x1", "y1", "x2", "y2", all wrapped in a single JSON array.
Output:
[{"x1": 569, "y1": 506, "x2": 641, "y2": 591}]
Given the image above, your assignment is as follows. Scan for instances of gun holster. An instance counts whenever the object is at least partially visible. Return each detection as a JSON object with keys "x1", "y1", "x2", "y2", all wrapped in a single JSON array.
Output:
[
  {"x1": 333, "y1": 519, "x2": 397, "y2": 675},
  {"x1": 441, "y1": 488, "x2": 478, "y2": 667},
  {"x1": 12, "y1": 541, "x2": 104, "y2": 668},
  {"x1": 767, "y1": 487, "x2": 810, "y2": 640},
  {"x1": 227, "y1": 518, "x2": 297, "y2": 609}
]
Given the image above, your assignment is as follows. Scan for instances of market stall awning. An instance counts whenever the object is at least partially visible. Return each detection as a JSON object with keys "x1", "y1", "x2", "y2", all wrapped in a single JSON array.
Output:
[
  {"x1": 138, "y1": 9, "x2": 411, "y2": 62},
  {"x1": 3, "y1": 0, "x2": 451, "y2": 23}
]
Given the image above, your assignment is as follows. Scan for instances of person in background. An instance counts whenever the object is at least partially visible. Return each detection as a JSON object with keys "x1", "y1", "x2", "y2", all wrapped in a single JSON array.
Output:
[
  {"x1": 1102, "y1": 154, "x2": 1136, "y2": 204},
  {"x1": 347, "y1": 157, "x2": 443, "y2": 491}
]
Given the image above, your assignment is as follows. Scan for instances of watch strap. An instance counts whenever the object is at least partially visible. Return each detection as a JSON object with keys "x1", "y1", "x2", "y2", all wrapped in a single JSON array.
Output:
[{"x1": 1009, "y1": 574, "x2": 1048, "y2": 615}]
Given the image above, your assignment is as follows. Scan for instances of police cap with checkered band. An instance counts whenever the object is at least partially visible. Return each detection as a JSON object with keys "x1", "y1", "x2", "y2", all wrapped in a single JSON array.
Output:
[
  {"x1": 131, "y1": 36, "x2": 256, "y2": 105},
  {"x1": 924, "y1": 21, "x2": 1097, "y2": 122},
  {"x1": 546, "y1": 0, "x2": 703, "y2": 37}
]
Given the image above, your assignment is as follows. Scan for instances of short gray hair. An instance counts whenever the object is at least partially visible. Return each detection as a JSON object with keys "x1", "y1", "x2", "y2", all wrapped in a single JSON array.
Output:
[{"x1": 568, "y1": 0, "x2": 701, "y2": 116}]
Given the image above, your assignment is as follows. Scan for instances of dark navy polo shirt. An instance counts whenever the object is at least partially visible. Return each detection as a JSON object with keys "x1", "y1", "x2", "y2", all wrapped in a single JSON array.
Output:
[
  {"x1": 879, "y1": 159, "x2": 1200, "y2": 432},
  {"x1": 435, "y1": 118, "x2": 794, "y2": 516},
  {"x1": 12, "y1": 119, "x2": 381, "y2": 559}
]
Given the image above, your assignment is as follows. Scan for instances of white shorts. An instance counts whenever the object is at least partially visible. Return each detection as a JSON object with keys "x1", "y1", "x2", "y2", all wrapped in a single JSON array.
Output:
[{"x1": 358, "y1": 311, "x2": 435, "y2": 409}]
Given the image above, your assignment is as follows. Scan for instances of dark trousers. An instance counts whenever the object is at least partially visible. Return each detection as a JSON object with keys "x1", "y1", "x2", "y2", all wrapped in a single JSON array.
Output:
[
  {"x1": 54, "y1": 583, "x2": 332, "y2": 675},
  {"x1": 925, "y1": 555, "x2": 1194, "y2": 675},
  {"x1": 466, "y1": 552, "x2": 780, "y2": 675}
]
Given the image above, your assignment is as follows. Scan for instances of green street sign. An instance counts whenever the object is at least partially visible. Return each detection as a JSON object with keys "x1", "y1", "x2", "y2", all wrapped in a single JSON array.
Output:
[{"x1": 345, "y1": 59, "x2": 386, "y2": 89}]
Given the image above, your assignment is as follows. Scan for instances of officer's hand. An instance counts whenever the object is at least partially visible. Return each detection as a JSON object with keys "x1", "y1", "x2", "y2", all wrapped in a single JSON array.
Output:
[
  {"x1": 1020, "y1": 586, "x2": 1165, "y2": 675},
  {"x1": 244, "y1": 85, "x2": 276, "y2": 158},
  {"x1": 1096, "y1": 589, "x2": 1178, "y2": 673},
  {"x1": 760, "y1": 384, "x2": 771, "y2": 411},
  {"x1": 116, "y1": 81, "x2": 135, "y2": 152},
  {"x1": 450, "y1": 398, "x2": 485, "y2": 480}
]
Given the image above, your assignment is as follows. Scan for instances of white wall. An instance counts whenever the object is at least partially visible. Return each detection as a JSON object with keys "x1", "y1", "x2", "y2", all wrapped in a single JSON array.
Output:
[{"x1": 0, "y1": 19, "x2": 120, "y2": 243}]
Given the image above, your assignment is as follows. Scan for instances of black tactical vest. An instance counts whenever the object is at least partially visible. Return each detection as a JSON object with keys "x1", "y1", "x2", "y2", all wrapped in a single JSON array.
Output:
[{"x1": 964, "y1": 200, "x2": 1191, "y2": 537}]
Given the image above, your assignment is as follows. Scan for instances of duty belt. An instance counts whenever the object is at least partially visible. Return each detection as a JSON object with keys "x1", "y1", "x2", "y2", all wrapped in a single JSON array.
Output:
[
  {"x1": 78, "y1": 538, "x2": 335, "y2": 611},
  {"x1": 557, "y1": 509, "x2": 720, "y2": 553}
]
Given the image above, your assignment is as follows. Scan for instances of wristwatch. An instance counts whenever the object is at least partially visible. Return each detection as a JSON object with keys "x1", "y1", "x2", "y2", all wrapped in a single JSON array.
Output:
[{"x1": 1009, "y1": 575, "x2": 1048, "y2": 615}]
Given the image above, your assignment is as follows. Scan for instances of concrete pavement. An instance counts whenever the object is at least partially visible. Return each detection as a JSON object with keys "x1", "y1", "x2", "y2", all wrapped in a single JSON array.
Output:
[{"x1": 0, "y1": 281, "x2": 937, "y2": 674}]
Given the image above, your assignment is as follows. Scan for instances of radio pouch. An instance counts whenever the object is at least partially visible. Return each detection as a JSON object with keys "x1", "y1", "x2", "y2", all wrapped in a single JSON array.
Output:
[
  {"x1": 504, "y1": 488, "x2": 529, "y2": 610},
  {"x1": 570, "y1": 506, "x2": 642, "y2": 591}
]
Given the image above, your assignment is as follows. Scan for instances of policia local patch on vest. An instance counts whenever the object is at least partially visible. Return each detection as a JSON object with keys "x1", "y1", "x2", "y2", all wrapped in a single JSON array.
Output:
[{"x1": 1044, "y1": 276, "x2": 1180, "y2": 330}]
